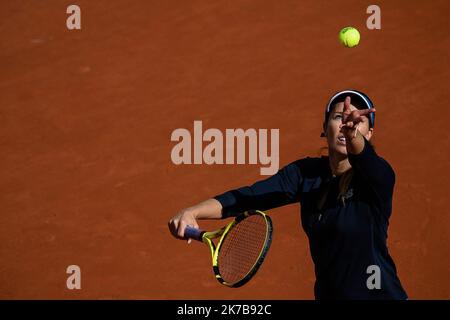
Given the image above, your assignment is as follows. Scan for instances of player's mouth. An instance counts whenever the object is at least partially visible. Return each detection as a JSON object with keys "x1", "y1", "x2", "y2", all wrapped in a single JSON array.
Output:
[{"x1": 337, "y1": 135, "x2": 346, "y2": 145}]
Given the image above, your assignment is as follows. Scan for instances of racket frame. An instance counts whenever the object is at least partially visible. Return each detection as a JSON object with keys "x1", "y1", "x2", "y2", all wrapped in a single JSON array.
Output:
[{"x1": 189, "y1": 210, "x2": 273, "y2": 288}]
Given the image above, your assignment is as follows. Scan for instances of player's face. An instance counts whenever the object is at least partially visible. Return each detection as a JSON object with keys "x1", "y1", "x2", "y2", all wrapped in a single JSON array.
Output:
[{"x1": 325, "y1": 102, "x2": 373, "y2": 156}]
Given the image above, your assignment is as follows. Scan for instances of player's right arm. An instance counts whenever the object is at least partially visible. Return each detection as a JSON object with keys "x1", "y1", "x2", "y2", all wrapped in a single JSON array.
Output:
[
  {"x1": 214, "y1": 162, "x2": 303, "y2": 218},
  {"x1": 168, "y1": 161, "x2": 303, "y2": 240}
]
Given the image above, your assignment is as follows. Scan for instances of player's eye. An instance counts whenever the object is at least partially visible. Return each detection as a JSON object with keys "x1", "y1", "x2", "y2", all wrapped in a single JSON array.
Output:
[{"x1": 333, "y1": 114, "x2": 342, "y2": 120}]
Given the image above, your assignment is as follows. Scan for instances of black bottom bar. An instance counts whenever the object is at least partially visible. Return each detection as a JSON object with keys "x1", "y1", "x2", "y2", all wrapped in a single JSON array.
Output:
[{"x1": 1, "y1": 300, "x2": 447, "y2": 319}]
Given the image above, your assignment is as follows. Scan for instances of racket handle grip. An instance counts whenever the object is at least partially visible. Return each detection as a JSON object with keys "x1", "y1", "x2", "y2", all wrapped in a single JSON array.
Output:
[{"x1": 184, "y1": 226, "x2": 203, "y2": 241}]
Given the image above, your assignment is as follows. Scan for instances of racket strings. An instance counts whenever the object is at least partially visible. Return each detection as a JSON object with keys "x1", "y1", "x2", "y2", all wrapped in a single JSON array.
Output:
[{"x1": 217, "y1": 215, "x2": 269, "y2": 284}]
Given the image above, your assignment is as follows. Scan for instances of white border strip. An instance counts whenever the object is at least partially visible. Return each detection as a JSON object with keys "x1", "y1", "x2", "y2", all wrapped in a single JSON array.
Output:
[{"x1": 326, "y1": 90, "x2": 372, "y2": 112}]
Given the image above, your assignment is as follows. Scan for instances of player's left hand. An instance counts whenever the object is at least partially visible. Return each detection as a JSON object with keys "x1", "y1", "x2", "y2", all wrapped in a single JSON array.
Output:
[{"x1": 339, "y1": 96, "x2": 376, "y2": 134}]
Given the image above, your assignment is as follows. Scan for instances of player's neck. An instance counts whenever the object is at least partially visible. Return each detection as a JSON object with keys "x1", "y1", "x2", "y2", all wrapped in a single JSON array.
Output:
[{"x1": 328, "y1": 152, "x2": 352, "y2": 177}]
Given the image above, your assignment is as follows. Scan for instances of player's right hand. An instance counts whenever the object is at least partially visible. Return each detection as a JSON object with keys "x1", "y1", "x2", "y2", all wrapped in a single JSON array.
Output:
[{"x1": 168, "y1": 208, "x2": 199, "y2": 243}]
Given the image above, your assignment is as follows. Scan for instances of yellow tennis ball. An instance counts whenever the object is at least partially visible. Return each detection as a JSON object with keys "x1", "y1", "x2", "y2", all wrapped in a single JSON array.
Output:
[{"x1": 339, "y1": 27, "x2": 360, "y2": 48}]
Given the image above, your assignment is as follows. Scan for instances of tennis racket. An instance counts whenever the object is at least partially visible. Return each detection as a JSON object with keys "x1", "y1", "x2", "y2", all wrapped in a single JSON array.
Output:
[{"x1": 184, "y1": 210, "x2": 273, "y2": 288}]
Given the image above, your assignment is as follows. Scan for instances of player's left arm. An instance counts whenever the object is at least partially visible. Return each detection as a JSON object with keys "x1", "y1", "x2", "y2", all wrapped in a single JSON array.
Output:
[{"x1": 340, "y1": 97, "x2": 395, "y2": 204}]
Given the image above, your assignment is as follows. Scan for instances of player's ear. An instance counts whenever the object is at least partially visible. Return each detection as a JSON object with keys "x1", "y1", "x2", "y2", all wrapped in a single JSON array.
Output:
[
  {"x1": 365, "y1": 127, "x2": 374, "y2": 140},
  {"x1": 320, "y1": 122, "x2": 327, "y2": 137}
]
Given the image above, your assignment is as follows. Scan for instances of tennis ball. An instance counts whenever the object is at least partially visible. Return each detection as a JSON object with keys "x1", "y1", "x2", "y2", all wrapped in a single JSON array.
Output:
[{"x1": 339, "y1": 27, "x2": 360, "y2": 48}]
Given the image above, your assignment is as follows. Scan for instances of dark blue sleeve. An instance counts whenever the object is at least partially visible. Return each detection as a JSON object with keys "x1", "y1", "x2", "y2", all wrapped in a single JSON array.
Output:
[
  {"x1": 214, "y1": 162, "x2": 303, "y2": 218},
  {"x1": 347, "y1": 137, "x2": 395, "y2": 208}
]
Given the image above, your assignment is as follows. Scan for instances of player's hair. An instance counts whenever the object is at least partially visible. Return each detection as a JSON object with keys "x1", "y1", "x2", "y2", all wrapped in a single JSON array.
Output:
[
  {"x1": 317, "y1": 169, "x2": 354, "y2": 211},
  {"x1": 323, "y1": 89, "x2": 376, "y2": 134}
]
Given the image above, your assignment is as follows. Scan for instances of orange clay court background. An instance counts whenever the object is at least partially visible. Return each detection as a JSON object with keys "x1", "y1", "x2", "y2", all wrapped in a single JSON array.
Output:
[{"x1": 1, "y1": 0, "x2": 449, "y2": 299}]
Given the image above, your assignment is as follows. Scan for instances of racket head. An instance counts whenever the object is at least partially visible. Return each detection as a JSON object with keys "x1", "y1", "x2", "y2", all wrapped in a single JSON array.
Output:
[{"x1": 211, "y1": 210, "x2": 273, "y2": 288}]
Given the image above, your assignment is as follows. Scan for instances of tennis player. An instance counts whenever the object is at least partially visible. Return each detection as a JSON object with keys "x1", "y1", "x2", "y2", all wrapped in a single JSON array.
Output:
[{"x1": 168, "y1": 90, "x2": 408, "y2": 300}]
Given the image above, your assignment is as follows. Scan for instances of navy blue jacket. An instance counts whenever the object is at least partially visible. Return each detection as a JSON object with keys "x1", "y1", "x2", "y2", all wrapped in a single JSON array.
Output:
[{"x1": 214, "y1": 137, "x2": 407, "y2": 300}]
